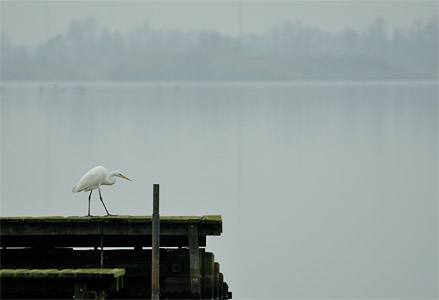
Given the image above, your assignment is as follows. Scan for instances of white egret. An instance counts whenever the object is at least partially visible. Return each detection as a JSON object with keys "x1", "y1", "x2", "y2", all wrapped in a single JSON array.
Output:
[{"x1": 72, "y1": 166, "x2": 131, "y2": 216}]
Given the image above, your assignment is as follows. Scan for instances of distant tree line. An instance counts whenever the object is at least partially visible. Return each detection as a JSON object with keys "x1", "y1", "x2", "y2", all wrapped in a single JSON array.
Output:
[{"x1": 1, "y1": 17, "x2": 437, "y2": 80}]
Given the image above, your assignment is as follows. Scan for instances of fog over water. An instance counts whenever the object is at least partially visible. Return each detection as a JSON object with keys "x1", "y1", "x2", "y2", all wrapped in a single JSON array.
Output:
[
  {"x1": 1, "y1": 81, "x2": 437, "y2": 298},
  {"x1": 2, "y1": 1, "x2": 437, "y2": 46}
]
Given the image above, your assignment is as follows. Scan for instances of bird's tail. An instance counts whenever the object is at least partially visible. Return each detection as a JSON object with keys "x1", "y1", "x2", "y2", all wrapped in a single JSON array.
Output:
[{"x1": 72, "y1": 184, "x2": 81, "y2": 193}]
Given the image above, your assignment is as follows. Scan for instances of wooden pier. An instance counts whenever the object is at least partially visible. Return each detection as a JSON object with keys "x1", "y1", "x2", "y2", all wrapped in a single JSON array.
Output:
[{"x1": 0, "y1": 215, "x2": 232, "y2": 299}]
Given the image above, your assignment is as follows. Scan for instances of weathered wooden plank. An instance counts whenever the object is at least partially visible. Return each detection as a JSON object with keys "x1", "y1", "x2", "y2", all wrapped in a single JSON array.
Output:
[
  {"x1": 223, "y1": 283, "x2": 229, "y2": 300},
  {"x1": 0, "y1": 233, "x2": 207, "y2": 248},
  {"x1": 188, "y1": 224, "x2": 201, "y2": 299},
  {"x1": 0, "y1": 215, "x2": 220, "y2": 223},
  {"x1": 163, "y1": 277, "x2": 191, "y2": 297},
  {"x1": 203, "y1": 251, "x2": 215, "y2": 299},
  {"x1": 201, "y1": 215, "x2": 222, "y2": 223},
  {"x1": 1, "y1": 250, "x2": 182, "y2": 277},
  {"x1": 0, "y1": 268, "x2": 125, "y2": 279},
  {"x1": 0, "y1": 221, "x2": 220, "y2": 235},
  {"x1": 1, "y1": 277, "x2": 122, "y2": 297},
  {"x1": 0, "y1": 216, "x2": 222, "y2": 248},
  {"x1": 35, "y1": 228, "x2": 208, "y2": 238},
  {"x1": 219, "y1": 273, "x2": 224, "y2": 299},
  {"x1": 214, "y1": 263, "x2": 220, "y2": 299},
  {"x1": 0, "y1": 216, "x2": 152, "y2": 222},
  {"x1": 163, "y1": 216, "x2": 202, "y2": 223}
]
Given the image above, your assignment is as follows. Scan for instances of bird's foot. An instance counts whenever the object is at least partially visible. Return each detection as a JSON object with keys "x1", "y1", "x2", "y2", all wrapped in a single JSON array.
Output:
[
  {"x1": 86, "y1": 214, "x2": 97, "y2": 217},
  {"x1": 105, "y1": 213, "x2": 117, "y2": 217}
]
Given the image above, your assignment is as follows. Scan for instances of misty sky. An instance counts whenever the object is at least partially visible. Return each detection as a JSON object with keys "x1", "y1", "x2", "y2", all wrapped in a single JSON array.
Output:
[{"x1": 1, "y1": 1, "x2": 437, "y2": 47}]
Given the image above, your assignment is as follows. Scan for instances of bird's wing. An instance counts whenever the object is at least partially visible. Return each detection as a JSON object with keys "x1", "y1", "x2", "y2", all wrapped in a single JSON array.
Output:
[{"x1": 72, "y1": 166, "x2": 107, "y2": 193}]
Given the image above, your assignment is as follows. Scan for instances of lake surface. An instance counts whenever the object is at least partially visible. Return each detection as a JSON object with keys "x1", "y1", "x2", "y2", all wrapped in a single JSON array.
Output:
[{"x1": 1, "y1": 80, "x2": 438, "y2": 298}]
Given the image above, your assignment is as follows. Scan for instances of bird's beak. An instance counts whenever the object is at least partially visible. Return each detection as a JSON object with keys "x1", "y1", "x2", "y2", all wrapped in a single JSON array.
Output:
[{"x1": 121, "y1": 174, "x2": 132, "y2": 181}]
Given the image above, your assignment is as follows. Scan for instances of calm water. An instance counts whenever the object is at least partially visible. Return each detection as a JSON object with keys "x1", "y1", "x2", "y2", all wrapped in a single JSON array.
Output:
[{"x1": 1, "y1": 81, "x2": 438, "y2": 298}]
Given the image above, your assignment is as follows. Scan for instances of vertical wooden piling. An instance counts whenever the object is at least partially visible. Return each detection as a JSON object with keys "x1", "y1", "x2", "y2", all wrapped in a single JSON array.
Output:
[
  {"x1": 188, "y1": 223, "x2": 201, "y2": 298},
  {"x1": 203, "y1": 251, "x2": 215, "y2": 299},
  {"x1": 100, "y1": 232, "x2": 104, "y2": 269},
  {"x1": 214, "y1": 263, "x2": 220, "y2": 299},
  {"x1": 152, "y1": 184, "x2": 160, "y2": 300}
]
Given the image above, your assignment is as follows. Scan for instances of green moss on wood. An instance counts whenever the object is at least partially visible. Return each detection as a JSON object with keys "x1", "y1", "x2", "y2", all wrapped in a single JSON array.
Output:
[
  {"x1": 1, "y1": 215, "x2": 221, "y2": 224},
  {"x1": 0, "y1": 268, "x2": 125, "y2": 279}
]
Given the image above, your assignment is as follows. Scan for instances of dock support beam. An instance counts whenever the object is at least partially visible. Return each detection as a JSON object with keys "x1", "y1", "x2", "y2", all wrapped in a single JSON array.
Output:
[
  {"x1": 203, "y1": 251, "x2": 214, "y2": 299},
  {"x1": 152, "y1": 184, "x2": 160, "y2": 300},
  {"x1": 188, "y1": 223, "x2": 201, "y2": 299}
]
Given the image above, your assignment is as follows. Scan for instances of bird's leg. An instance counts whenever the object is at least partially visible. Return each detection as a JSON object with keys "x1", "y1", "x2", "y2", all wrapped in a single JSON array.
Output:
[
  {"x1": 99, "y1": 188, "x2": 114, "y2": 216},
  {"x1": 86, "y1": 190, "x2": 94, "y2": 217}
]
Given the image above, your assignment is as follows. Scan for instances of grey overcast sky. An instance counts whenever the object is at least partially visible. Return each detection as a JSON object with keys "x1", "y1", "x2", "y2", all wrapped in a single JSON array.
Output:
[{"x1": 1, "y1": 1, "x2": 437, "y2": 47}]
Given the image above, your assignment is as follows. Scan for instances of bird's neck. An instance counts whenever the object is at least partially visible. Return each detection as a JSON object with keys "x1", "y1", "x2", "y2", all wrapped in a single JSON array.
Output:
[{"x1": 104, "y1": 171, "x2": 118, "y2": 185}]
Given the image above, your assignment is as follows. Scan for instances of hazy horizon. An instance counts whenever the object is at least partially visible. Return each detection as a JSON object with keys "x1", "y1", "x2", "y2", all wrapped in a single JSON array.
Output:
[
  {"x1": 1, "y1": 1, "x2": 437, "y2": 47},
  {"x1": 2, "y1": 1, "x2": 437, "y2": 81},
  {"x1": 2, "y1": 15, "x2": 437, "y2": 81}
]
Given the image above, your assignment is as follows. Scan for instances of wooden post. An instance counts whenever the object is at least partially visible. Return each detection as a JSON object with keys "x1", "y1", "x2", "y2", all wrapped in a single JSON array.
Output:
[
  {"x1": 203, "y1": 251, "x2": 215, "y2": 299},
  {"x1": 219, "y1": 273, "x2": 224, "y2": 299},
  {"x1": 214, "y1": 263, "x2": 220, "y2": 299},
  {"x1": 188, "y1": 223, "x2": 201, "y2": 298},
  {"x1": 100, "y1": 225, "x2": 104, "y2": 269},
  {"x1": 100, "y1": 233, "x2": 104, "y2": 269},
  {"x1": 152, "y1": 184, "x2": 160, "y2": 300}
]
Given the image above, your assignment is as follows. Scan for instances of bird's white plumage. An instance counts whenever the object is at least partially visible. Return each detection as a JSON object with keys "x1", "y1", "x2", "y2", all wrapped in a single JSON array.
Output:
[
  {"x1": 72, "y1": 166, "x2": 109, "y2": 193},
  {"x1": 72, "y1": 166, "x2": 131, "y2": 216}
]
